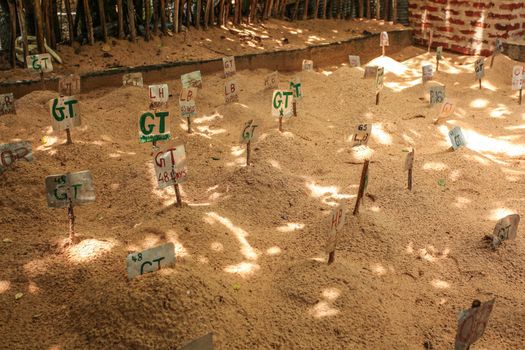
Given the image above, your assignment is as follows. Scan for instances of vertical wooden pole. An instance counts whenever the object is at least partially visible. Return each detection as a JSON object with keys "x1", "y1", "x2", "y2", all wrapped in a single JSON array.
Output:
[
  {"x1": 145, "y1": 0, "x2": 151, "y2": 40},
  {"x1": 375, "y1": 0, "x2": 379, "y2": 19},
  {"x1": 322, "y1": 0, "x2": 328, "y2": 18},
  {"x1": 519, "y1": 89, "x2": 522, "y2": 105},
  {"x1": 219, "y1": 0, "x2": 225, "y2": 25},
  {"x1": 279, "y1": 117, "x2": 283, "y2": 132},
  {"x1": 353, "y1": 159, "x2": 369, "y2": 215},
  {"x1": 246, "y1": 140, "x2": 251, "y2": 165},
  {"x1": 97, "y1": 0, "x2": 108, "y2": 42},
  {"x1": 375, "y1": 91, "x2": 379, "y2": 105},
  {"x1": 68, "y1": 200, "x2": 75, "y2": 242},
  {"x1": 153, "y1": 0, "x2": 159, "y2": 34},
  {"x1": 174, "y1": 0, "x2": 180, "y2": 32},
  {"x1": 393, "y1": 0, "x2": 397, "y2": 23},
  {"x1": 327, "y1": 0, "x2": 332, "y2": 18},
  {"x1": 127, "y1": 0, "x2": 137, "y2": 41},
  {"x1": 34, "y1": 0, "x2": 45, "y2": 53},
  {"x1": 160, "y1": 0, "x2": 167, "y2": 34},
  {"x1": 292, "y1": 0, "x2": 300, "y2": 20},
  {"x1": 117, "y1": 0, "x2": 125, "y2": 39},
  {"x1": 313, "y1": 0, "x2": 319, "y2": 18},
  {"x1": 83, "y1": 0, "x2": 95, "y2": 44},
  {"x1": 7, "y1": 0, "x2": 16, "y2": 68},
  {"x1": 66, "y1": 128, "x2": 73, "y2": 144},
  {"x1": 174, "y1": 184, "x2": 182, "y2": 206},
  {"x1": 187, "y1": 117, "x2": 192, "y2": 133},
  {"x1": 366, "y1": 0, "x2": 370, "y2": 18},
  {"x1": 64, "y1": 0, "x2": 75, "y2": 42},
  {"x1": 204, "y1": 0, "x2": 212, "y2": 28},
  {"x1": 211, "y1": 0, "x2": 215, "y2": 24},
  {"x1": 15, "y1": 0, "x2": 29, "y2": 63},
  {"x1": 197, "y1": 0, "x2": 202, "y2": 28},
  {"x1": 42, "y1": 0, "x2": 51, "y2": 46},
  {"x1": 407, "y1": 149, "x2": 414, "y2": 191},
  {"x1": 479, "y1": 79, "x2": 482, "y2": 89},
  {"x1": 358, "y1": 0, "x2": 363, "y2": 17},
  {"x1": 293, "y1": 101, "x2": 297, "y2": 116},
  {"x1": 302, "y1": 0, "x2": 309, "y2": 19},
  {"x1": 186, "y1": 0, "x2": 191, "y2": 29}
]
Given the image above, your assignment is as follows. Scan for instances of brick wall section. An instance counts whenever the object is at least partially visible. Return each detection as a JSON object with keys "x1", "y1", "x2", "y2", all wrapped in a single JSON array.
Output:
[{"x1": 409, "y1": 0, "x2": 525, "y2": 56}]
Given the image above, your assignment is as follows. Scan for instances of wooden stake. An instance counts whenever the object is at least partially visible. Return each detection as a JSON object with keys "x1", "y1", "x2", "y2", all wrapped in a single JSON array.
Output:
[
  {"x1": 66, "y1": 128, "x2": 73, "y2": 144},
  {"x1": 293, "y1": 101, "x2": 297, "y2": 116},
  {"x1": 219, "y1": 0, "x2": 225, "y2": 25},
  {"x1": 153, "y1": 0, "x2": 159, "y2": 35},
  {"x1": 117, "y1": 0, "x2": 125, "y2": 39},
  {"x1": 83, "y1": 0, "x2": 95, "y2": 44},
  {"x1": 160, "y1": 0, "x2": 167, "y2": 34},
  {"x1": 519, "y1": 89, "x2": 522, "y2": 105},
  {"x1": 375, "y1": 0, "x2": 380, "y2": 19},
  {"x1": 313, "y1": 0, "x2": 319, "y2": 19},
  {"x1": 375, "y1": 92, "x2": 380, "y2": 105},
  {"x1": 479, "y1": 79, "x2": 482, "y2": 90},
  {"x1": 392, "y1": 0, "x2": 397, "y2": 23},
  {"x1": 64, "y1": 0, "x2": 75, "y2": 42},
  {"x1": 204, "y1": 0, "x2": 212, "y2": 29},
  {"x1": 436, "y1": 58, "x2": 439, "y2": 72},
  {"x1": 407, "y1": 149, "x2": 414, "y2": 191},
  {"x1": 328, "y1": 251, "x2": 335, "y2": 265},
  {"x1": 186, "y1": 0, "x2": 191, "y2": 29},
  {"x1": 359, "y1": 0, "x2": 364, "y2": 18},
  {"x1": 322, "y1": 0, "x2": 328, "y2": 18},
  {"x1": 197, "y1": 0, "x2": 202, "y2": 28},
  {"x1": 353, "y1": 159, "x2": 369, "y2": 215},
  {"x1": 302, "y1": 0, "x2": 309, "y2": 19},
  {"x1": 174, "y1": 184, "x2": 182, "y2": 206},
  {"x1": 7, "y1": 0, "x2": 16, "y2": 68},
  {"x1": 34, "y1": 0, "x2": 45, "y2": 53},
  {"x1": 145, "y1": 0, "x2": 152, "y2": 40},
  {"x1": 68, "y1": 200, "x2": 76, "y2": 242},
  {"x1": 292, "y1": 0, "x2": 300, "y2": 20},
  {"x1": 127, "y1": 0, "x2": 137, "y2": 41},
  {"x1": 174, "y1": 0, "x2": 179, "y2": 33},
  {"x1": 382, "y1": 45, "x2": 385, "y2": 56},
  {"x1": 490, "y1": 53, "x2": 495, "y2": 68},
  {"x1": 187, "y1": 117, "x2": 192, "y2": 133},
  {"x1": 97, "y1": 0, "x2": 108, "y2": 42},
  {"x1": 279, "y1": 116, "x2": 283, "y2": 132},
  {"x1": 366, "y1": 0, "x2": 370, "y2": 18},
  {"x1": 211, "y1": 0, "x2": 215, "y2": 24},
  {"x1": 15, "y1": 0, "x2": 29, "y2": 63},
  {"x1": 246, "y1": 140, "x2": 251, "y2": 165}
]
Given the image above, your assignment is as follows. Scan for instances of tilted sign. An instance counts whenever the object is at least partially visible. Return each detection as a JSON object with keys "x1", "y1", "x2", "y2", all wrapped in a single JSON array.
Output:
[
  {"x1": 122, "y1": 72, "x2": 143, "y2": 87},
  {"x1": 492, "y1": 214, "x2": 520, "y2": 248},
  {"x1": 272, "y1": 90, "x2": 294, "y2": 118},
  {"x1": 348, "y1": 55, "x2": 361, "y2": 67},
  {"x1": 0, "y1": 93, "x2": 15, "y2": 115},
  {"x1": 139, "y1": 111, "x2": 170, "y2": 143},
  {"x1": 153, "y1": 144, "x2": 188, "y2": 189},
  {"x1": 429, "y1": 85, "x2": 445, "y2": 106},
  {"x1": 422, "y1": 65, "x2": 433, "y2": 83},
  {"x1": 380, "y1": 32, "x2": 389, "y2": 46},
  {"x1": 126, "y1": 242, "x2": 175, "y2": 279},
  {"x1": 364, "y1": 66, "x2": 378, "y2": 79},
  {"x1": 45, "y1": 170, "x2": 95, "y2": 208},
  {"x1": 223, "y1": 56, "x2": 236, "y2": 78},
  {"x1": 49, "y1": 96, "x2": 81, "y2": 131},
  {"x1": 149, "y1": 84, "x2": 169, "y2": 104},
  {"x1": 439, "y1": 99, "x2": 455, "y2": 118},
  {"x1": 264, "y1": 71, "x2": 279, "y2": 89},
  {"x1": 302, "y1": 59, "x2": 313, "y2": 72},
  {"x1": 475, "y1": 58, "x2": 485, "y2": 80},
  {"x1": 289, "y1": 78, "x2": 302, "y2": 100},
  {"x1": 179, "y1": 87, "x2": 197, "y2": 118},
  {"x1": 59, "y1": 74, "x2": 81, "y2": 96},
  {"x1": 404, "y1": 149, "x2": 414, "y2": 171},
  {"x1": 495, "y1": 38, "x2": 503, "y2": 53},
  {"x1": 0, "y1": 141, "x2": 32, "y2": 173},
  {"x1": 449, "y1": 126, "x2": 466, "y2": 150},
  {"x1": 180, "y1": 333, "x2": 213, "y2": 350},
  {"x1": 375, "y1": 67, "x2": 384, "y2": 91},
  {"x1": 512, "y1": 66, "x2": 524, "y2": 91},
  {"x1": 181, "y1": 71, "x2": 202, "y2": 89},
  {"x1": 436, "y1": 46, "x2": 443, "y2": 60},
  {"x1": 326, "y1": 204, "x2": 346, "y2": 254},
  {"x1": 352, "y1": 124, "x2": 372, "y2": 147},
  {"x1": 455, "y1": 299, "x2": 495, "y2": 350},
  {"x1": 224, "y1": 80, "x2": 239, "y2": 103},
  {"x1": 26, "y1": 53, "x2": 53, "y2": 73},
  {"x1": 240, "y1": 119, "x2": 258, "y2": 144}
]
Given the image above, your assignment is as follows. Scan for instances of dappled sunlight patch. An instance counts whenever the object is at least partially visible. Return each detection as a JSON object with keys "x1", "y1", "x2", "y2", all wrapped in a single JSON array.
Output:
[
  {"x1": 369, "y1": 206, "x2": 381, "y2": 212},
  {"x1": 266, "y1": 246, "x2": 282, "y2": 255},
  {"x1": 28, "y1": 281, "x2": 41, "y2": 294},
  {"x1": 268, "y1": 159, "x2": 282, "y2": 170},
  {"x1": 68, "y1": 239, "x2": 115, "y2": 263},
  {"x1": 309, "y1": 287, "x2": 341, "y2": 318},
  {"x1": 405, "y1": 242, "x2": 414, "y2": 254},
  {"x1": 422, "y1": 161, "x2": 448, "y2": 171},
  {"x1": 198, "y1": 255, "x2": 209, "y2": 264},
  {"x1": 206, "y1": 212, "x2": 258, "y2": 260},
  {"x1": 306, "y1": 181, "x2": 352, "y2": 205},
  {"x1": 231, "y1": 145, "x2": 245, "y2": 157},
  {"x1": 453, "y1": 196, "x2": 471, "y2": 208},
  {"x1": 371, "y1": 263, "x2": 387, "y2": 276},
  {"x1": 418, "y1": 245, "x2": 450, "y2": 262},
  {"x1": 367, "y1": 55, "x2": 408, "y2": 76},
  {"x1": 489, "y1": 104, "x2": 511, "y2": 119},
  {"x1": 470, "y1": 98, "x2": 488, "y2": 109},
  {"x1": 277, "y1": 222, "x2": 304, "y2": 232},
  {"x1": 224, "y1": 262, "x2": 260, "y2": 276},
  {"x1": 349, "y1": 145, "x2": 374, "y2": 161},
  {"x1": 461, "y1": 128, "x2": 525, "y2": 157},
  {"x1": 166, "y1": 229, "x2": 190, "y2": 257},
  {"x1": 0, "y1": 280, "x2": 10, "y2": 293},
  {"x1": 431, "y1": 279, "x2": 450, "y2": 289},
  {"x1": 488, "y1": 207, "x2": 516, "y2": 221},
  {"x1": 211, "y1": 242, "x2": 224, "y2": 252},
  {"x1": 371, "y1": 123, "x2": 393, "y2": 145}
]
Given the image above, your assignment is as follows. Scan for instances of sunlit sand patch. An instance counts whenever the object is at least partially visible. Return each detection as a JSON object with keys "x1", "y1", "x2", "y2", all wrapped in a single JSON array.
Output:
[
  {"x1": 422, "y1": 161, "x2": 448, "y2": 171},
  {"x1": 371, "y1": 123, "x2": 393, "y2": 145},
  {"x1": 349, "y1": 145, "x2": 374, "y2": 161},
  {"x1": 166, "y1": 230, "x2": 190, "y2": 257},
  {"x1": 224, "y1": 262, "x2": 260, "y2": 276},
  {"x1": 206, "y1": 212, "x2": 258, "y2": 260},
  {"x1": 266, "y1": 246, "x2": 282, "y2": 255},
  {"x1": 0, "y1": 281, "x2": 10, "y2": 293},
  {"x1": 453, "y1": 196, "x2": 471, "y2": 208},
  {"x1": 211, "y1": 242, "x2": 224, "y2": 252},
  {"x1": 268, "y1": 159, "x2": 281, "y2": 169},
  {"x1": 28, "y1": 281, "x2": 41, "y2": 294},
  {"x1": 470, "y1": 98, "x2": 488, "y2": 109},
  {"x1": 277, "y1": 223, "x2": 304, "y2": 232},
  {"x1": 431, "y1": 279, "x2": 450, "y2": 289},
  {"x1": 322, "y1": 287, "x2": 341, "y2": 301},
  {"x1": 371, "y1": 263, "x2": 387, "y2": 276},
  {"x1": 309, "y1": 301, "x2": 339, "y2": 318},
  {"x1": 68, "y1": 239, "x2": 115, "y2": 263},
  {"x1": 405, "y1": 242, "x2": 414, "y2": 254},
  {"x1": 488, "y1": 208, "x2": 516, "y2": 221}
]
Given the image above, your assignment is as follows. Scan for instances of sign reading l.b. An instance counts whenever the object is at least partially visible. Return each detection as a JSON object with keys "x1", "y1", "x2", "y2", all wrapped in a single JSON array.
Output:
[
  {"x1": 27, "y1": 53, "x2": 53, "y2": 73},
  {"x1": 272, "y1": 90, "x2": 294, "y2": 118},
  {"x1": 224, "y1": 80, "x2": 239, "y2": 103},
  {"x1": 45, "y1": 170, "x2": 95, "y2": 208},
  {"x1": 179, "y1": 87, "x2": 197, "y2": 118},
  {"x1": 126, "y1": 242, "x2": 176, "y2": 279},
  {"x1": 139, "y1": 111, "x2": 171, "y2": 143},
  {"x1": 49, "y1": 96, "x2": 81, "y2": 131}
]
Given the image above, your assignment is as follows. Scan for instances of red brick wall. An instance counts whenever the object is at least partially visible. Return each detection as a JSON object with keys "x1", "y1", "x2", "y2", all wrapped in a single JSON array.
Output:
[{"x1": 409, "y1": 0, "x2": 525, "y2": 56}]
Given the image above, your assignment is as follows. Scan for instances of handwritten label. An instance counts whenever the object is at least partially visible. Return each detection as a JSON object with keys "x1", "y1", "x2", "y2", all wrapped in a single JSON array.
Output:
[
  {"x1": 223, "y1": 56, "x2": 236, "y2": 78},
  {"x1": 264, "y1": 71, "x2": 279, "y2": 89},
  {"x1": 0, "y1": 93, "x2": 15, "y2": 115},
  {"x1": 180, "y1": 333, "x2": 213, "y2": 350},
  {"x1": 179, "y1": 87, "x2": 197, "y2": 118},
  {"x1": 154, "y1": 144, "x2": 187, "y2": 189},
  {"x1": 352, "y1": 124, "x2": 372, "y2": 147},
  {"x1": 436, "y1": 46, "x2": 443, "y2": 61},
  {"x1": 404, "y1": 149, "x2": 414, "y2": 171},
  {"x1": 0, "y1": 141, "x2": 32, "y2": 173},
  {"x1": 289, "y1": 77, "x2": 302, "y2": 100},
  {"x1": 364, "y1": 66, "x2": 378, "y2": 79},
  {"x1": 422, "y1": 65, "x2": 433, "y2": 83},
  {"x1": 495, "y1": 38, "x2": 503, "y2": 53},
  {"x1": 512, "y1": 66, "x2": 524, "y2": 91},
  {"x1": 449, "y1": 126, "x2": 466, "y2": 150},
  {"x1": 439, "y1": 99, "x2": 455, "y2": 118},
  {"x1": 122, "y1": 72, "x2": 143, "y2": 87},
  {"x1": 429, "y1": 85, "x2": 445, "y2": 105},
  {"x1": 240, "y1": 119, "x2": 258, "y2": 144},
  {"x1": 149, "y1": 84, "x2": 169, "y2": 104},
  {"x1": 375, "y1": 67, "x2": 384, "y2": 91},
  {"x1": 455, "y1": 299, "x2": 495, "y2": 350},
  {"x1": 26, "y1": 53, "x2": 53, "y2": 73},
  {"x1": 492, "y1": 214, "x2": 520, "y2": 248},
  {"x1": 139, "y1": 111, "x2": 170, "y2": 143},
  {"x1": 224, "y1": 80, "x2": 239, "y2": 103},
  {"x1": 45, "y1": 170, "x2": 95, "y2": 208},
  {"x1": 181, "y1": 71, "x2": 202, "y2": 89},
  {"x1": 126, "y1": 242, "x2": 176, "y2": 279},
  {"x1": 475, "y1": 58, "x2": 485, "y2": 80},
  {"x1": 380, "y1": 32, "x2": 389, "y2": 47},
  {"x1": 326, "y1": 204, "x2": 346, "y2": 254},
  {"x1": 302, "y1": 59, "x2": 313, "y2": 71},
  {"x1": 272, "y1": 90, "x2": 294, "y2": 118},
  {"x1": 59, "y1": 74, "x2": 81, "y2": 96},
  {"x1": 49, "y1": 96, "x2": 81, "y2": 131},
  {"x1": 348, "y1": 55, "x2": 361, "y2": 67}
]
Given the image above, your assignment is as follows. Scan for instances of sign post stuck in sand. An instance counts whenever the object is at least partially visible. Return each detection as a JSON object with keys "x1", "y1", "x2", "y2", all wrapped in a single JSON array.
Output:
[
  {"x1": 429, "y1": 85, "x2": 445, "y2": 106},
  {"x1": 512, "y1": 65, "x2": 524, "y2": 105},
  {"x1": 223, "y1": 56, "x2": 236, "y2": 78},
  {"x1": 153, "y1": 144, "x2": 187, "y2": 207},
  {"x1": 240, "y1": 119, "x2": 258, "y2": 166},
  {"x1": 491, "y1": 214, "x2": 520, "y2": 248},
  {"x1": 272, "y1": 90, "x2": 294, "y2": 132},
  {"x1": 455, "y1": 299, "x2": 495, "y2": 350},
  {"x1": 380, "y1": 32, "x2": 389, "y2": 56},
  {"x1": 224, "y1": 80, "x2": 239, "y2": 104},
  {"x1": 475, "y1": 58, "x2": 485, "y2": 89},
  {"x1": 49, "y1": 96, "x2": 81, "y2": 145},
  {"x1": 122, "y1": 72, "x2": 143, "y2": 87},
  {"x1": 265, "y1": 71, "x2": 279, "y2": 89},
  {"x1": 375, "y1": 67, "x2": 384, "y2": 105},
  {"x1": 405, "y1": 148, "x2": 414, "y2": 191},
  {"x1": 302, "y1": 59, "x2": 314, "y2": 72},
  {"x1": 59, "y1": 74, "x2": 81, "y2": 96},
  {"x1": 436, "y1": 46, "x2": 443, "y2": 72},
  {"x1": 449, "y1": 126, "x2": 466, "y2": 150},
  {"x1": 139, "y1": 111, "x2": 170, "y2": 143},
  {"x1": 289, "y1": 77, "x2": 302, "y2": 116},
  {"x1": 353, "y1": 160, "x2": 370, "y2": 215},
  {"x1": 179, "y1": 87, "x2": 197, "y2": 133},
  {"x1": 126, "y1": 242, "x2": 176, "y2": 279},
  {"x1": 326, "y1": 203, "x2": 346, "y2": 265},
  {"x1": 0, "y1": 93, "x2": 15, "y2": 116},
  {"x1": 0, "y1": 141, "x2": 32, "y2": 174},
  {"x1": 27, "y1": 53, "x2": 53, "y2": 89}
]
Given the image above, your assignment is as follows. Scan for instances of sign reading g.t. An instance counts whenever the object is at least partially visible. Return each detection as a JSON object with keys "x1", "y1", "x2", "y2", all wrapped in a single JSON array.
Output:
[
  {"x1": 272, "y1": 90, "x2": 294, "y2": 118},
  {"x1": 154, "y1": 144, "x2": 188, "y2": 189},
  {"x1": 139, "y1": 111, "x2": 170, "y2": 143},
  {"x1": 45, "y1": 170, "x2": 95, "y2": 208},
  {"x1": 49, "y1": 96, "x2": 81, "y2": 131},
  {"x1": 26, "y1": 53, "x2": 53, "y2": 73}
]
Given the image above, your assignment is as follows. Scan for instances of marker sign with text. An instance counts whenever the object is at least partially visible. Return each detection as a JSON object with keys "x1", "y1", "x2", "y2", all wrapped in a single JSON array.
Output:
[
  {"x1": 149, "y1": 84, "x2": 169, "y2": 104},
  {"x1": 429, "y1": 85, "x2": 445, "y2": 105},
  {"x1": 45, "y1": 170, "x2": 95, "y2": 208},
  {"x1": 302, "y1": 59, "x2": 313, "y2": 71},
  {"x1": 0, "y1": 141, "x2": 32, "y2": 173},
  {"x1": 439, "y1": 99, "x2": 455, "y2": 118},
  {"x1": 49, "y1": 96, "x2": 81, "y2": 131},
  {"x1": 223, "y1": 56, "x2": 236, "y2": 78},
  {"x1": 352, "y1": 124, "x2": 372, "y2": 147},
  {"x1": 224, "y1": 80, "x2": 239, "y2": 103},
  {"x1": 240, "y1": 119, "x2": 258, "y2": 144},
  {"x1": 380, "y1": 32, "x2": 389, "y2": 47},
  {"x1": 436, "y1": 46, "x2": 443, "y2": 60},
  {"x1": 375, "y1": 67, "x2": 384, "y2": 91},
  {"x1": 348, "y1": 55, "x2": 361, "y2": 67},
  {"x1": 326, "y1": 204, "x2": 346, "y2": 256},
  {"x1": 455, "y1": 299, "x2": 495, "y2": 350},
  {"x1": 27, "y1": 53, "x2": 53, "y2": 73},
  {"x1": 495, "y1": 38, "x2": 503, "y2": 53},
  {"x1": 492, "y1": 214, "x2": 520, "y2": 248},
  {"x1": 181, "y1": 71, "x2": 203, "y2": 89},
  {"x1": 272, "y1": 90, "x2": 294, "y2": 118},
  {"x1": 154, "y1": 144, "x2": 188, "y2": 189},
  {"x1": 126, "y1": 242, "x2": 175, "y2": 279},
  {"x1": 512, "y1": 66, "x2": 524, "y2": 91},
  {"x1": 364, "y1": 66, "x2": 378, "y2": 79},
  {"x1": 289, "y1": 78, "x2": 302, "y2": 100},
  {"x1": 179, "y1": 87, "x2": 197, "y2": 118},
  {"x1": 265, "y1": 71, "x2": 279, "y2": 89},
  {"x1": 139, "y1": 111, "x2": 170, "y2": 143},
  {"x1": 59, "y1": 74, "x2": 81, "y2": 96},
  {"x1": 475, "y1": 58, "x2": 485, "y2": 80},
  {"x1": 449, "y1": 126, "x2": 466, "y2": 150},
  {"x1": 0, "y1": 93, "x2": 15, "y2": 115},
  {"x1": 422, "y1": 65, "x2": 433, "y2": 83},
  {"x1": 122, "y1": 72, "x2": 143, "y2": 87}
]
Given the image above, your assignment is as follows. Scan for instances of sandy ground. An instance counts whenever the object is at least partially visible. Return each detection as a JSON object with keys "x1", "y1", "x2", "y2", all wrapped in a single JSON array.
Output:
[
  {"x1": 1, "y1": 46, "x2": 525, "y2": 349},
  {"x1": 0, "y1": 18, "x2": 407, "y2": 81}
]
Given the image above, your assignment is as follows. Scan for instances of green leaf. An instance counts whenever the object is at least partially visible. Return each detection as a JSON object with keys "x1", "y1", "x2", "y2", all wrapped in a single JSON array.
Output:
[
  {"x1": 438, "y1": 179, "x2": 446, "y2": 187},
  {"x1": 15, "y1": 292, "x2": 23, "y2": 300}
]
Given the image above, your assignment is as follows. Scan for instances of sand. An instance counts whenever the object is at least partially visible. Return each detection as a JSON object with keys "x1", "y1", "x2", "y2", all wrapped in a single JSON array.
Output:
[{"x1": 0, "y1": 46, "x2": 524, "y2": 349}]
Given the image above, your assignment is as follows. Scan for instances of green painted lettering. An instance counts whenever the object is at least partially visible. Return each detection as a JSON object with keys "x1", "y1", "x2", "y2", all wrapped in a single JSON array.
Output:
[
  {"x1": 140, "y1": 112, "x2": 155, "y2": 135},
  {"x1": 51, "y1": 98, "x2": 65, "y2": 121},
  {"x1": 282, "y1": 91, "x2": 293, "y2": 108},
  {"x1": 156, "y1": 112, "x2": 169, "y2": 134},
  {"x1": 273, "y1": 92, "x2": 282, "y2": 109}
]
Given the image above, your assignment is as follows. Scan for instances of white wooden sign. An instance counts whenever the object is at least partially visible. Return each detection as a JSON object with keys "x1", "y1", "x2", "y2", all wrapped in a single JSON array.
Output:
[
  {"x1": 240, "y1": 119, "x2": 258, "y2": 144},
  {"x1": 180, "y1": 333, "x2": 213, "y2": 350},
  {"x1": 495, "y1": 38, "x2": 503, "y2": 53},
  {"x1": 492, "y1": 214, "x2": 520, "y2": 248},
  {"x1": 139, "y1": 111, "x2": 170, "y2": 143},
  {"x1": 45, "y1": 170, "x2": 95, "y2": 208},
  {"x1": 439, "y1": 99, "x2": 455, "y2": 118},
  {"x1": 422, "y1": 64, "x2": 433, "y2": 83},
  {"x1": 348, "y1": 55, "x2": 361, "y2": 67},
  {"x1": 224, "y1": 80, "x2": 239, "y2": 103},
  {"x1": 223, "y1": 56, "x2": 236, "y2": 78},
  {"x1": 455, "y1": 299, "x2": 495, "y2": 350},
  {"x1": 49, "y1": 96, "x2": 81, "y2": 131},
  {"x1": 404, "y1": 150, "x2": 414, "y2": 171},
  {"x1": 181, "y1": 71, "x2": 202, "y2": 89},
  {"x1": 289, "y1": 77, "x2": 302, "y2": 100},
  {"x1": 375, "y1": 67, "x2": 384, "y2": 91},
  {"x1": 352, "y1": 124, "x2": 372, "y2": 147},
  {"x1": 0, "y1": 141, "x2": 32, "y2": 173},
  {"x1": 380, "y1": 32, "x2": 389, "y2": 47},
  {"x1": 122, "y1": 72, "x2": 143, "y2": 87},
  {"x1": 154, "y1": 144, "x2": 188, "y2": 189},
  {"x1": 0, "y1": 93, "x2": 15, "y2": 115},
  {"x1": 364, "y1": 66, "x2": 378, "y2": 79},
  {"x1": 264, "y1": 71, "x2": 279, "y2": 89},
  {"x1": 126, "y1": 242, "x2": 175, "y2": 279},
  {"x1": 449, "y1": 126, "x2": 466, "y2": 150},
  {"x1": 149, "y1": 84, "x2": 169, "y2": 104},
  {"x1": 26, "y1": 53, "x2": 53, "y2": 73},
  {"x1": 272, "y1": 90, "x2": 294, "y2": 118},
  {"x1": 326, "y1": 204, "x2": 346, "y2": 254},
  {"x1": 179, "y1": 87, "x2": 197, "y2": 118},
  {"x1": 302, "y1": 59, "x2": 313, "y2": 72},
  {"x1": 429, "y1": 85, "x2": 445, "y2": 105},
  {"x1": 475, "y1": 58, "x2": 485, "y2": 80},
  {"x1": 436, "y1": 46, "x2": 443, "y2": 60},
  {"x1": 59, "y1": 74, "x2": 81, "y2": 96},
  {"x1": 512, "y1": 66, "x2": 523, "y2": 91}
]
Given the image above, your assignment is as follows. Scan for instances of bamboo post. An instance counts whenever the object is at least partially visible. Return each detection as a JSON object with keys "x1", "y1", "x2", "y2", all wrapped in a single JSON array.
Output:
[
  {"x1": 174, "y1": 0, "x2": 179, "y2": 32},
  {"x1": 407, "y1": 149, "x2": 414, "y2": 191},
  {"x1": 97, "y1": 0, "x2": 108, "y2": 42},
  {"x1": 187, "y1": 117, "x2": 192, "y2": 133},
  {"x1": 127, "y1": 0, "x2": 137, "y2": 41},
  {"x1": 15, "y1": 0, "x2": 28, "y2": 63},
  {"x1": 34, "y1": 0, "x2": 45, "y2": 53},
  {"x1": 293, "y1": 101, "x2": 297, "y2": 116},
  {"x1": 174, "y1": 184, "x2": 182, "y2": 206},
  {"x1": 160, "y1": 0, "x2": 167, "y2": 34},
  {"x1": 375, "y1": 91, "x2": 380, "y2": 105},
  {"x1": 7, "y1": 1, "x2": 16, "y2": 68},
  {"x1": 246, "y1": 140, "x2": 251, "y2": 165},
  {"x1": 64, "y1": 0, "x2": 75, "y2": 42},
  {"x1": 302, "y1": 0, "x2": 309, "y2": 19},
  {"x1": 479, "y1": 79, "x2": 482, "y2": 90},
  {"x1": 197, "y1": 0, "x2": 202, "y2": 28},
  {"x1": 153, "y1": 0, "x2": 159, "y2": 35},
  {"x1": 66, "y1": 128, "x2": 73, "y2": 144},
  {"x1": 145, "y1": 0, "x2": 151, "y2": 40},
  {"x1": 117, "y1": 0, "x2": 125, "y2": 39},
  {"x1": 68, "y1": 199, "x2": 75, "y2": 242},
  {"x1": 83, "y1": 0, "x2": 94, "y2": 44}
]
